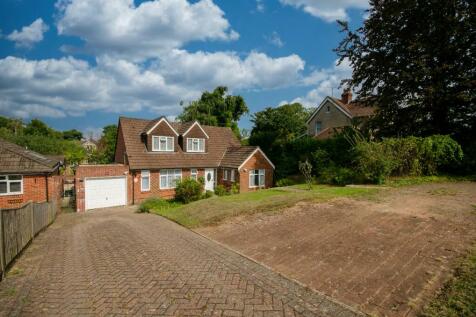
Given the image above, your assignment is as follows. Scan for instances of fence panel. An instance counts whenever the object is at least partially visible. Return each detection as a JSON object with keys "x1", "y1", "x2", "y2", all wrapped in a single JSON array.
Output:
[{"x1": 0, "y1": 201, "x2": 57, "y2": 278}]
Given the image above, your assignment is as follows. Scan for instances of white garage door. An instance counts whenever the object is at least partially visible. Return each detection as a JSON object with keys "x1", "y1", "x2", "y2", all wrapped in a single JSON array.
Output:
[{"x1": 85, "y1": 177, "x2": 127, "y2": 210}]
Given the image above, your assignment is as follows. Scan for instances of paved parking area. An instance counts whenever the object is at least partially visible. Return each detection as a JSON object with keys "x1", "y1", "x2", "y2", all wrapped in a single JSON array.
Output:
[{"x1": 0, "y1": 206, "x2": 361, "y2": 317}]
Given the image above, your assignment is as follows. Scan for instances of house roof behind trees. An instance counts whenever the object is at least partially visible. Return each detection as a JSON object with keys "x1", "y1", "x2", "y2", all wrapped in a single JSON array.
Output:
[{"x1": 0, "y1": 138, "x2": 62, "y2": 173}]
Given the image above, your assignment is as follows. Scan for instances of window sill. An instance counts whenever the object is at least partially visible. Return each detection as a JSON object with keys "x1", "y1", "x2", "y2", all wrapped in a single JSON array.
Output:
[{"x1": 0, "y1": 192, "x2": 23, "y2": 196}]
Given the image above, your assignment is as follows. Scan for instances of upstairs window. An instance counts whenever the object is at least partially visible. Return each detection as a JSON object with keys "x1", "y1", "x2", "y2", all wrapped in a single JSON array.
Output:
[
  {"x1": 0, "y1": 175, "x2": 23, "y2": 195},
  {"x1": 315, "y1": 121, "x2": 322, "y2": 134},
  {"x1": 152, "y1": 136, "x2": 174, "y2": 152},
  {"x1": 187, "y1": 138, "x2": 205, "y2": 152}
]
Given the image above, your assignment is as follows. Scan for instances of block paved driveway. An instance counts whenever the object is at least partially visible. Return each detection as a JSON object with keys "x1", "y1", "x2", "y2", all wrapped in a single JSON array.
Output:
[{"x1": 0, "y1": 206, "x2": 362, "y2": 317}]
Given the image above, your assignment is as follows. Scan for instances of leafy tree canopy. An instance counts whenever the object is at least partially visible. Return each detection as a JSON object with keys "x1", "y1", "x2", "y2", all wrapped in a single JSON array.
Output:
[
  {"x1": 249, "y1": 103, "x2": 312, "y2": 177},
  {"x1": 63, "y1": 129, "x2": 83, "y2": 141},
  {"x1": 178, "y1": 86, "x2": 249, "y2": 138},
  {"x1": 335, "y1": 0, "x2": 475, "y2": 140},
  {"x1": 90, "y1": 125, "x2": 117, "y2": 164}
]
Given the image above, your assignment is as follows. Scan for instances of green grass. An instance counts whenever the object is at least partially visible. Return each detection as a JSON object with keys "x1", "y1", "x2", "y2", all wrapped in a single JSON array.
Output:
[
  {"x1": 420, "y1": 246, "x2": 476, "y2": 317},
  {"x1": 148, "y1": 185, "x2": 377, "y2": 228},
  {"x1": 385, "y1": 175, "x2": 475, "y2": 187}
]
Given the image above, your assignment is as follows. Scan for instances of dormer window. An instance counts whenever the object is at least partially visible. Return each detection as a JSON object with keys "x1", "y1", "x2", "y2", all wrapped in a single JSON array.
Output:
[
  {"x1": 152, "y1": 136, "x2": 174, "y2": 152},
  {"x1": 187, "y1": 138, "x2": 205, "y2": 153}
]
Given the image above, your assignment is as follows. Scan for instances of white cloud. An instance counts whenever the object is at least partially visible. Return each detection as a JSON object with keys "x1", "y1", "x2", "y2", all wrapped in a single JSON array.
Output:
[
  {"x1": 282, "y1": 59, "x2": 352, "y2": 107},
  {"x1": 56, "y1": 0, "x2": 239, "y2": 60},
  {"x1": 6, "y1": 18, "x2": 49, "y2": 48},
  {"x1": 0, "y1": 51, "x2": 306, "y2": 118},
  {"x1": 279, "y1": 0, "x2": 368, "y2": 22},
  {"x1": 256, "y1": 0, "x2": 265, "y2": 12},
  {"x1": 266, "y1": 31, "x2": 284, "y2": 48},
  {"x1": 157, "y1": 50, "x2": 304, "y2": 91}
]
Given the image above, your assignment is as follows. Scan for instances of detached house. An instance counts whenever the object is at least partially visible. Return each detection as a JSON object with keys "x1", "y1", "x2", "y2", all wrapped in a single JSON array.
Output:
[
  {"x1": 75, "y1": 117, "x2": 274, "y2": 212},
  {"x1": 307, "y1": 88, "x2": 376, "y2": 139}
]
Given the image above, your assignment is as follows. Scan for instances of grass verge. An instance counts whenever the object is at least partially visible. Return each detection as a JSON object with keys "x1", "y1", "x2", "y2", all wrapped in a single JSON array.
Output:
[
  {"x1": 419, "y1": 246, "x2": 476, "y2": 317},
  {"x1": 385, "y1": 175, "x2": 475, "y2": 187},
  {"x1": 147, "y1": 185, "x2": 377, "y2": 228}
]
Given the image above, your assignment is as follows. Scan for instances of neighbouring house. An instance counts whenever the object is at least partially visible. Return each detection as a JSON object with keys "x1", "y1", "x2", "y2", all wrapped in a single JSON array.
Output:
[
  {"x1": 307, "y1": 88, "x2": 376, "y2": 139},
  {"x1": 81, "y1": 138, "x2": 98, "y2": 152},
  {"x1": 74, "y1": 117, "x2": 275, "y2": 212},
  {"x1": 0, "y1": 138, "x2": 63, "y2": 209}
]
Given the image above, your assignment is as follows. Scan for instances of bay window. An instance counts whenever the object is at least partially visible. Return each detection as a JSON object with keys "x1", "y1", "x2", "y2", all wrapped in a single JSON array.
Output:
[{"x1": 160, "y1": 169, "x2": 182, "y2": 189}]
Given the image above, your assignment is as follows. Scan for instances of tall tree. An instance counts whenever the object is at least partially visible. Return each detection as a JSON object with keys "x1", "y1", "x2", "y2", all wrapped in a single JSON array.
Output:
[
  {"x1": 249, "y1": 103, "x2": 311, "y2": 176},
  {"x1": 92, "y1": 125, "x2": 117, "y2": 163},
  {"x1": 335, "y1": 0, "x2": 475, "y2": 139},
  {"x1": 178, "y1": 86, "x2": 249, "y2": 138}
]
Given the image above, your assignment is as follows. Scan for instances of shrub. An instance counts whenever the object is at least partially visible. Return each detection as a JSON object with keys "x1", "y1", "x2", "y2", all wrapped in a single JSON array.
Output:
[
  {"x1": 138, "y1": 198, "x2": 162, "y2": 213},
  {"x1": 202, "y1": 190, "x2": 214, "y2": 199},
  {"x1": 231, "y1": 183, "x2": 240, "y2": 194},
  {"x1": 214, "y1": 185, "x2": 229, "y2": 196},
  {"x1": 276, "y1": 178, "x2": 297, "y2": 187},
  {"x1": 354, "y1": 141, "x2": 396, "y2": 184},
  {"x1": 175, "y1": 178, "x2": 204, "y2": 204},
  {"x1": 299, "y1": 160, "x2": 313, "y2": 190},
  {"x1": 354, "y1": 135, "x2": 463, "y2": 183},
  {"x1": 319, "y1": 166, "x2": 356, "y2": 186}
]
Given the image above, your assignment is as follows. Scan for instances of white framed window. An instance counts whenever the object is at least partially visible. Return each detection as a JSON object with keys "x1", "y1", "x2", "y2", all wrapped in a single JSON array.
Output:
[
  {"x1": 152, "y1": 136, "x2": 174, "y2": 152},
  {"x1": 0, "y1": 175, "x2": 23, "y2": 195},
  {"x1": 230, "y1": 170, "x2": 235, "y2": 182},
  {"x1": 249, "y1": 169, "x2": 265, "y2": 188},
  {"x1": 223, "y1": 169, "x2": 229, "y2": 181},
  {"x1": 186, "y1": 138, "x2": 205, "y2": 152},
  {"x1": 160, "y1": 169, "x2": 182, "y2": 189},
  {"x1": 315, "y1": 121, "x2": 322, "y2": 134},
  {"x1": 190, "y1": 168, "x2": 198, "y2": 181},
  {"x1": 141, "y1": 170, "x2": 150, "y2": 192}
]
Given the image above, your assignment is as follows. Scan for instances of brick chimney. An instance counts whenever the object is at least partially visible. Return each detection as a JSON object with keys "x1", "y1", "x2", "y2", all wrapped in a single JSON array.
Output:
[{"x1": 341, "y1": 88, "x2": 352, "y2": 104}]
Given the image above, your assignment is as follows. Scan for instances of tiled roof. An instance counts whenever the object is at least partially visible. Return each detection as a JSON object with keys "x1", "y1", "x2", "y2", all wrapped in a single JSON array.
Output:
[
  {"x1": 119, "y1": 117, "x2": 243, "y2": 170},
  {"x1": 220, "y1": 146, "x2": 258, "y2": 168},
  {"x1": 330, "y1": 97, "x2": 376, "y2": 118},
  {"x1": 0, "y1": 138, "x2": 61, "y2": 173}
]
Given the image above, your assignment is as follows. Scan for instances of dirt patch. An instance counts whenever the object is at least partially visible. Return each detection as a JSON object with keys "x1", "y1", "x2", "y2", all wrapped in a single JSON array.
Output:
[{"x1": 197, "y1": 182, "x2": 476, "y2": 317}]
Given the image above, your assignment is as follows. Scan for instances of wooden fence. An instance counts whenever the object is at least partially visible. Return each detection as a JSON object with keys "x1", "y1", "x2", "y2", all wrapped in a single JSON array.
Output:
[{"x1": 0, "y1": 201, "x2": 57, "y2": 279}]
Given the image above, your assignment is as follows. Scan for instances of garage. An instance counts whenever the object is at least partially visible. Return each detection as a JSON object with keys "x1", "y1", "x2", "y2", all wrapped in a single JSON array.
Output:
[{"x1": 84, "y1": 176, "x2": 127, "y2": 210}]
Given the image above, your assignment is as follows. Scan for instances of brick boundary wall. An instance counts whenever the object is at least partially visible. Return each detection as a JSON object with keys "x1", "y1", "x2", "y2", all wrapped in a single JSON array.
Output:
[{"x1": 75, "y1": 164, "x2": 131, "y2": 212}]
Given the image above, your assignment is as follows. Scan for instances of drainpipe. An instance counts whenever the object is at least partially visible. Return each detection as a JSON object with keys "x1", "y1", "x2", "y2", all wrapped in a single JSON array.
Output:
[{"x1": 132, "y1": 171, "x2": 135, "y2": 205}]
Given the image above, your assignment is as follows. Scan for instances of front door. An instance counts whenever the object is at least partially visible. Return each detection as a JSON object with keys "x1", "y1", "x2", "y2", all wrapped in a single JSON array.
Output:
[{"x1": 204, "y1": 168, "x2": 215, "y2": 191}]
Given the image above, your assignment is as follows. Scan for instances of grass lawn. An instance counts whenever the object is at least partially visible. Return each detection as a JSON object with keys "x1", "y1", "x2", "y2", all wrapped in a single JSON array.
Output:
[
  {"x1": 147, "y1": 185, "x2": 377, "y2": 228},
  {"x1": 420, "y1": 245, "x2": 476, "y2": 317}
]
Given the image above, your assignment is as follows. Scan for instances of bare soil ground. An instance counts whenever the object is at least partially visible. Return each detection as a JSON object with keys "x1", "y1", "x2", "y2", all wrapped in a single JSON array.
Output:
[{"x1": 197, "y1": 182, "x2": 476, "y2": 317}]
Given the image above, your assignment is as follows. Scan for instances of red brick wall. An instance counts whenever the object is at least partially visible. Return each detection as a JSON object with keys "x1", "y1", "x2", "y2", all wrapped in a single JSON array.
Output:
[
  {"x1": 0, "y1": 175, "x2": 46, "y2": 208},
  {"x1": 238, "y1": 151, "x2": 274, "y2": 193},
  {"x1": 75, "y1": 164, "x2": 131, "y2": 212},
  {"x1": 132, "y1": 168, "x2": 205, "y2": 203}
]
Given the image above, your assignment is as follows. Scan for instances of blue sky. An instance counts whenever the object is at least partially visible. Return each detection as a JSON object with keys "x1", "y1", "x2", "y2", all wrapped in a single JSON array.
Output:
[{"x1": 0, "y1": 0, "x2": 367, "y2": 137}]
